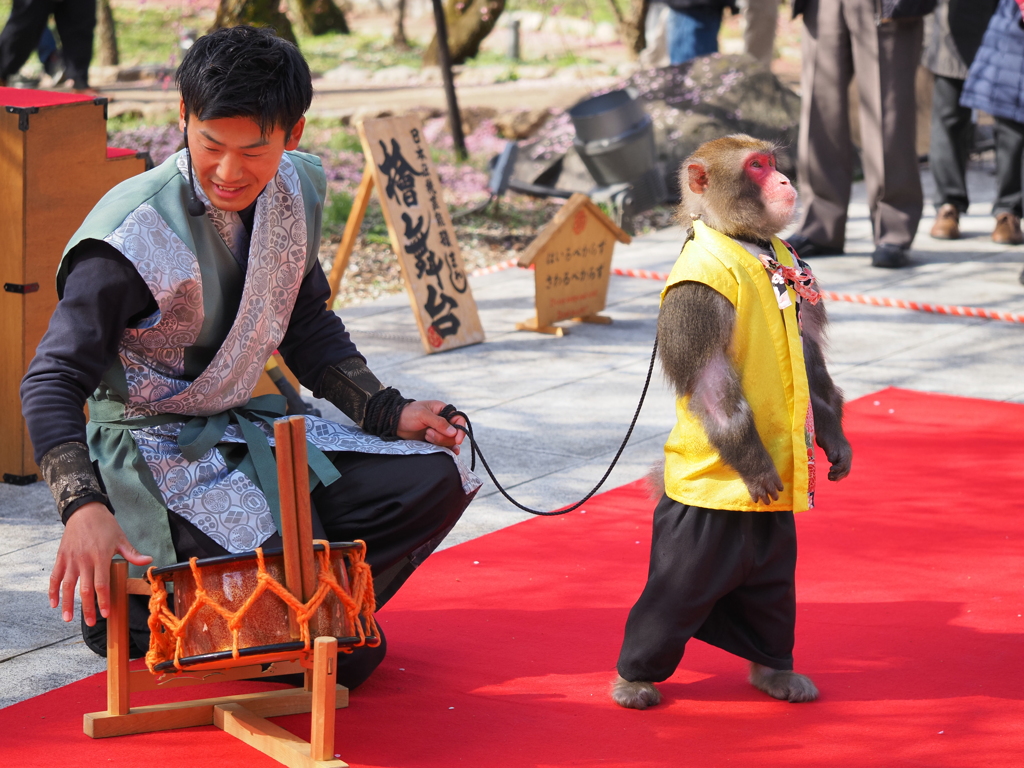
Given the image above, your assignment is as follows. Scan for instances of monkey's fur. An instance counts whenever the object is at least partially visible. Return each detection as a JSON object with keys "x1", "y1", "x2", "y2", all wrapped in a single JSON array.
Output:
[{"x1": 613, "y1": 136, "x2": 851, "y2": 709}]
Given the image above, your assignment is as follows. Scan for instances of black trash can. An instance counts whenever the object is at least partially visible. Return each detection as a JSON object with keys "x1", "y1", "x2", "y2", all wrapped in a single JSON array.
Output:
[{"x1": 568, "y1": 88, "x2": 666, "y2": 210}]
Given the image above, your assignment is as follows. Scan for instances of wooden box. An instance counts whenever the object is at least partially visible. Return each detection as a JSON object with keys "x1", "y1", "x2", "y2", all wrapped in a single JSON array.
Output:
[{"x1": 1, "y1": 88, "x2": 148, "y2": 482}]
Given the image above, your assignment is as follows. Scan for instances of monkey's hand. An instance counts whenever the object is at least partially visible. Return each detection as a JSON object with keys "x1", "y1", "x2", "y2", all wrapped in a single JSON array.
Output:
[
  {"x1": 741, "y1": 452, "x2": 785, "y2": 505},
  {"x1": 823, "y1": 436, "x2": 852, "y2": 481}
]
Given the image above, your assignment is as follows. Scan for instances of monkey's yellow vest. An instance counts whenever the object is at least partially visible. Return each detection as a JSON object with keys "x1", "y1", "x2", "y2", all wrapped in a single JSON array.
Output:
[{"x1": 661, "y1": 220, "x2": 812, "y2": 513}]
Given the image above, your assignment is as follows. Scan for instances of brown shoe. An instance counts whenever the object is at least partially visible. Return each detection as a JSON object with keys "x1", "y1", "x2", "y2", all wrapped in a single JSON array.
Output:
[
  {"x1": 930, "y1": 204, "x2": 961, "y2": 239},
  {"x1": 993, "y1": 212, "x2": 1024, "y2": 245}
]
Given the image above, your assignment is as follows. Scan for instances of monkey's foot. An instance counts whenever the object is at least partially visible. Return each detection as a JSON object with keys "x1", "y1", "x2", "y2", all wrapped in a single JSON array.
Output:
[
  {"x1": 749, "y1": 663, "x2": 819, "y2": 702},
  {"x1": 611, "y1": 675, "x2": 662, "y2": 710}
]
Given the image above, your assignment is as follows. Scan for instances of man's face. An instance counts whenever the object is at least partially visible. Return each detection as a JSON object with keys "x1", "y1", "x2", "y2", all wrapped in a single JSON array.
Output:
[{"x1": 178, "y1": 100, "x2": 305, "y2": 212}]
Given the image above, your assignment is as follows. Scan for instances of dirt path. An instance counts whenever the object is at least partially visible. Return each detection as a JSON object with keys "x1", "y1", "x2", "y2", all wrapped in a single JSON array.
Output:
[{"x1": 101, "y1": 74, "x2": 621, "y2": 121}]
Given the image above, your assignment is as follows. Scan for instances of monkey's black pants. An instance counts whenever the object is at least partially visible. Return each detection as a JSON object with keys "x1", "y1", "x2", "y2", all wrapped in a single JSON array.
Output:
[
  {"x1": 81, "y1": 451, "x2": 471, "y2": 689},
  {"x1": 616, "y1": 496, "x2": 797, "y2": 683}
]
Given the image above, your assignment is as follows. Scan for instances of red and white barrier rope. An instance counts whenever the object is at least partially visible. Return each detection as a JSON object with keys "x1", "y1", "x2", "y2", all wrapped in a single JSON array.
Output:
[
  {"x1": 469, "y1": 258, "x2": 520, "y2": 277},
  {"x1": 817, "y1": 291, "x2": 1024, "y2": 323},
  {"x1": 469, "y1": 262, "x2": 1024, "y2": 324},
  {"x1": 611, "y1": 267, "x2": 669, "y2": 281}
]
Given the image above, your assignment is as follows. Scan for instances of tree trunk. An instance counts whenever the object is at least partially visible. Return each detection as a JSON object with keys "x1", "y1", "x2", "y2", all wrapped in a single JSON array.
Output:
[
  {"x1": 423, "y1": 0, "x2": 505, "y2": 65},
  {"x1": 212, "y1": 0, "x2": 297, "y2": 44},
  {"x1": 97, "y1": 0, "x2": 119, "y2": 67},
  {"x1": 291, "y1": 0, "x2": 350, "y2": 36},
  {"x1": 619, "y1": 0, "x2": 649, "y2": 57},
  {"x1": 393, "y1": 0, "x2": 409, "y2": 50}
]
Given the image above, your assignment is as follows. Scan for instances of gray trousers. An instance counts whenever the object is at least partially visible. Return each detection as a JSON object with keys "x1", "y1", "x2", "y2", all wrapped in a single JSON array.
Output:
[
  {"x1": 795, "y1": 0, "x2": 924, "y2": 250},
  {"x1": 744, "y1": 0, "x2": 779, "y2": 65}
]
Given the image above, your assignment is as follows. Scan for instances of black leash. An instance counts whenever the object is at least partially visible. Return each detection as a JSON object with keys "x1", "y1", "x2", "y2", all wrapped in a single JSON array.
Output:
[{"x1": 439, "y1": 336, "x2": 660, "y2": 517}]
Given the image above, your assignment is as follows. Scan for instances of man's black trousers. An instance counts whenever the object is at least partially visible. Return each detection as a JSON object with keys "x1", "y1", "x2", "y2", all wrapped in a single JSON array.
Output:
[{"x1": 616, "y1": 496, "x2": 798, "y2": 683}]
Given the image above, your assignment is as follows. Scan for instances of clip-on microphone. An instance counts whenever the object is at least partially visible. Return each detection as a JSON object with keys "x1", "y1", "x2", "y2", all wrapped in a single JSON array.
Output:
[{"x1": 183, "y1": 124, "x2": 205, "y2": 217}]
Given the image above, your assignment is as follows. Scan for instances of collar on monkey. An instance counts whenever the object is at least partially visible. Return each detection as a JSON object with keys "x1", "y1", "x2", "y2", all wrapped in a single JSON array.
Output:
[{"x1": 756, "y1": 250, "x2": 821, "y2": 306}]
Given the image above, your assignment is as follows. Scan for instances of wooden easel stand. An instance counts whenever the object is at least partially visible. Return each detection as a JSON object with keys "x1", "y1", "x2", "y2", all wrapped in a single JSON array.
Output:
[
  {"x1": 515, "y1": 313, "x2": 612, "y2": 337},
  {"x1": 326, "y1": 163, "x2": 375, "y2": 308},
  {"x1": 84, "y1": 416, "x2": 351, "y2": 768}
]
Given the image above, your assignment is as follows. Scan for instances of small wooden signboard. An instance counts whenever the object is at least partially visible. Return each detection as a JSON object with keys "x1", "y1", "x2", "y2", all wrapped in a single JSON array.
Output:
[
  {"x1": 516, "y1": 193, "x2": 631, "y2": 336},
  {"x1": 326, "y1": 115, "x2": 485, "y2": 354}
]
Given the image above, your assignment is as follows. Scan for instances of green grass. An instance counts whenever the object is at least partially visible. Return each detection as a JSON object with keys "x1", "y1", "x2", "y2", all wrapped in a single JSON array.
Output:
[
  {"x1": 325, "y1": 126, "x2": 364, "y2": 154},
  {"x1": 0, "y1": 0, "x2": 612, "y2": 79},
  {"x1": 297, "y1": 31, "x2": 425, "y2": 75},
  {"x1": 322, "y1": 189, "x2": 354, "y2": 238}
]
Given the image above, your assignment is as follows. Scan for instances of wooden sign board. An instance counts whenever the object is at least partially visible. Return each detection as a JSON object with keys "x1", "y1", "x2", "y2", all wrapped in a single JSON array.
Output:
[
  {"x1": 355, "y1": 116, "x2": 485, "y2": 354},
  {"x1": 516, "y1": 193, "x2": 631, "y2": 336}
]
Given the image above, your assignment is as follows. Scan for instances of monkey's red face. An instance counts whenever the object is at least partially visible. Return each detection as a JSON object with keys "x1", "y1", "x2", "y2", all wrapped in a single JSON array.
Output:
[{"x1": 744, "y1": 151, "x2": 797, "y2": 227}]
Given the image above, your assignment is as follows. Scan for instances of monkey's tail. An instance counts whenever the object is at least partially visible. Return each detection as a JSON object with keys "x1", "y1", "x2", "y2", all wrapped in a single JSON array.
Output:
[{"x1": 439, "y1": 336, "x2": 660, "y2": 517}]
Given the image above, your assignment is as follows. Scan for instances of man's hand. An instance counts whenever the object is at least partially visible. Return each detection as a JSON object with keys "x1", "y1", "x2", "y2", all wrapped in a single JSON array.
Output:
[
  {"x1": 396, "y1": 400, "x2": 467, "y2": 453},
  {"x1": 49, "y1": 502, "x2": 152, "y2": 626}
]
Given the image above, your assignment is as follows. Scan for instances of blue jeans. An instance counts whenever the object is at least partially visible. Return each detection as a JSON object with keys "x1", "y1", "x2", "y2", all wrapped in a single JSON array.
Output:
[{"x1": 668, "y1": 7, "x2": 722, "y2": 65}]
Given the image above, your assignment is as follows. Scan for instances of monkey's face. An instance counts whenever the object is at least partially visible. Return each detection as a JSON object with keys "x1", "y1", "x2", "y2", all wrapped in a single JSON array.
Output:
[{"x1": 744, "y1": 151, "x2": 797, "y2": 232}]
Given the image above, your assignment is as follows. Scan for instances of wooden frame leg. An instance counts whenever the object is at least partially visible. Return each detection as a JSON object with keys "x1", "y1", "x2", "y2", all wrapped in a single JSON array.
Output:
[
  {"x1": 107, "y1": 557, "x2": 130, "y2": 716},
  {"x1": 310, "y1": 637, "x2": 339, "y2": 762},
  {"x1": 515, "y1": 315, "x2": 566, "y2": 336},
  {"x1": 327, "y1": 164, "x2": 375, "y2": 309},
  {"x1": 575, "y1": 313, "x2": 612, "y2": 325}
]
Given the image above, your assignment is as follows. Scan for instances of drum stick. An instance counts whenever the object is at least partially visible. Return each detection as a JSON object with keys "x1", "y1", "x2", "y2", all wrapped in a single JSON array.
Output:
[
  {"x1": 288, "y1": 415, "x2": 317, "y2": 603},
  {"x1": 273, "y1": 418, "x2": 303, "y2": 640}
]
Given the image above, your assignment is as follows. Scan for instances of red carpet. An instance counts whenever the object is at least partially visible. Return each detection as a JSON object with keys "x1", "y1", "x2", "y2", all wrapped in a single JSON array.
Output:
[{"x1": 3, "y1": 388, "x2": 1023, "y2": 767}]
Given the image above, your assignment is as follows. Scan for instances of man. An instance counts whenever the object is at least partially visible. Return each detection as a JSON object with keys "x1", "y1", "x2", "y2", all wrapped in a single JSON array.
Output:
[
  {"x1": 21, "y1": 25, "x2": 479, "y2": 688},
  {"x1": 786, "y1": 0, "x2": 936, "y2": 269}
]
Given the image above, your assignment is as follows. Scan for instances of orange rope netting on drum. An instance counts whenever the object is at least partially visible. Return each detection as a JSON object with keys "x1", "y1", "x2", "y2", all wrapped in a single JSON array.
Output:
[{"x1": 145, "y1": 539, "x2": 380, "y2": 673}]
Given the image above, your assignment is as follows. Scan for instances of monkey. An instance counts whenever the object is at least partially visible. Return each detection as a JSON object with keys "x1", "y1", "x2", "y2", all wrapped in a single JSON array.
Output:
[{"x1": 611, "y1": 135, "x2": 852, "y2": 710}]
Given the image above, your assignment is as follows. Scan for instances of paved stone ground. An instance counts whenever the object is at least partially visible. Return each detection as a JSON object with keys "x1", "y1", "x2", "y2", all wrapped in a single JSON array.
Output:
[{"x1": 1, "y1": 166, "x2": 1022, "y2": 711}]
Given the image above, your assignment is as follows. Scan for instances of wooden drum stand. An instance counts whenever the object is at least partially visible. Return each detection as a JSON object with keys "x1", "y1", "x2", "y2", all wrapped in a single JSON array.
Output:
[{"x1": 84, "y1": 416, "x2": 369, "y2": 768}]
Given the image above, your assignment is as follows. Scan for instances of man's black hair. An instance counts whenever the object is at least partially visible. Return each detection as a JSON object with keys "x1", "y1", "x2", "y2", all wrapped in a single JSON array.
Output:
[{"x1": 176, "y1": 26, "x2": 312, "y2": 136}]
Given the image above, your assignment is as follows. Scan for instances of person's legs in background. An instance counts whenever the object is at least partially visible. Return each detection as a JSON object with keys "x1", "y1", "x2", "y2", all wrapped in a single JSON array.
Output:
[
  {"x1": 849, "y1": 9, "x2": 924, "y2": 268},
  {"x1": 789, "y1": 0, "x2": 854, "y2": 257},
  {"x1": 667, "y1": 6, "x2": 723, "y2": 65},
  {"x1": 742, "y1": 0, "x2": 778, "y2": 65},
  {"x1": 0, "y1": 0, "x2": 56, "y2": 86},
  {"x1": 928, "y1": 75, "x2": 973, "y2": 239},
  {"x1": 991, "y1": 115, "x2": 1024, "y2": 246},
  {"x1": 51, "y1": 0, "x2": 94, "y2": 90}
]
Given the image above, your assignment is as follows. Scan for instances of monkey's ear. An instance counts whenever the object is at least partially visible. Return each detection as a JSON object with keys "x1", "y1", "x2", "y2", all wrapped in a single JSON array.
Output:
[{"x1": 687, "y1": 163, "x2": 709, "y2": 195}]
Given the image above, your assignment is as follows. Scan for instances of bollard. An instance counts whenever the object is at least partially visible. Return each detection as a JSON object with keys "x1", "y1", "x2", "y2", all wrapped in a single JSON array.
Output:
[{"x1": 508, "y1": 18, "x2": 521, "y2": 61}]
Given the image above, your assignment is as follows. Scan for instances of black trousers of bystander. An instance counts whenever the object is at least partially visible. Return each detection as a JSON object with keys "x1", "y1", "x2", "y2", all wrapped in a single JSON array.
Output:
[
  {"x1": 930, "y1": 75, "x2": 974, "y2": 213},
  {"x1": 992, "y1": 115, "x2": 1024, "y2": 217},
  {"x1": 0, "y1": 0, "x2": 95, "y2": 87},
  {"x1": 82, "y1": 450, "x2": 471, "y2": 689},
  {"x1": 616, "y1": 496, "x2": 798, "y2": 683}
]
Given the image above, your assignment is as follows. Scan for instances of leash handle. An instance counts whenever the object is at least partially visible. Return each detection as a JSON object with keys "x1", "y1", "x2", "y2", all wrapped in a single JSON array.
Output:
[{"x1": 439, "y1": 336, "x2": 659, "y2": 516}]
